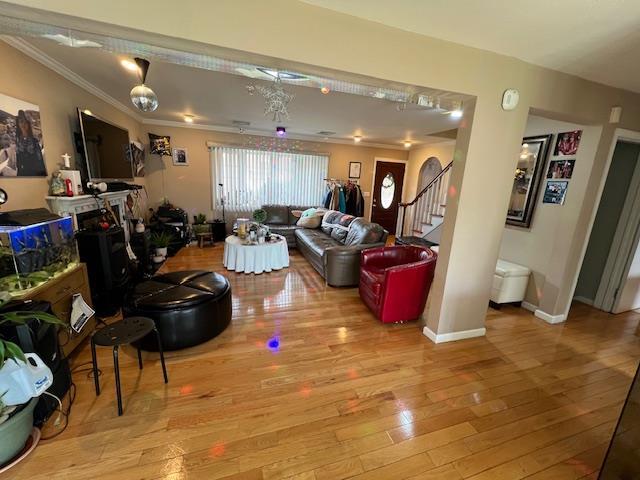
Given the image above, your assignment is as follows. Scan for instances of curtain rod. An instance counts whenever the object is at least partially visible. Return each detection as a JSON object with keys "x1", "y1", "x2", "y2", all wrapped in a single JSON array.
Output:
[{"x1": 205, "y1": 141, "x2": 331, "y2": 157}]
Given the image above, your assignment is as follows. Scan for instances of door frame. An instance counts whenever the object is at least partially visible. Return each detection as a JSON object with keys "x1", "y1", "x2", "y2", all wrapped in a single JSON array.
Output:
[
  {"x1": 368, "y1": 157, "x2": 408, "y2": 232},
  {"x1": 568, "y1": 128, "x2": 640, "y2": 315}
]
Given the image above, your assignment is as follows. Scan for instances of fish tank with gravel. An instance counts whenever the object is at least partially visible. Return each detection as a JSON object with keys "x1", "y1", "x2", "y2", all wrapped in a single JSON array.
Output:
[{"x1": 0, "y1": 216, "x2": 78, "y2": 295}]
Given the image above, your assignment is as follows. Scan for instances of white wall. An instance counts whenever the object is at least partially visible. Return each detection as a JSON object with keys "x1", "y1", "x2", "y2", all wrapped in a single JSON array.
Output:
[{"x1": 499, "y1": 115, "x2": 602, "y2": 310}]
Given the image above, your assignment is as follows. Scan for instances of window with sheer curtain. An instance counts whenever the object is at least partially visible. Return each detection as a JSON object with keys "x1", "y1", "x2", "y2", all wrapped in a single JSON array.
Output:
[{"x1": 212, "y1": 146, "x2": 329, "y2": 213}]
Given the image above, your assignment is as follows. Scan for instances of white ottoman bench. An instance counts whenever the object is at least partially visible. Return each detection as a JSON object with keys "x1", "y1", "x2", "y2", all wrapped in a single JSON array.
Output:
[{"x1": 491, "y1": 259, "x2": 530, "y2": 307}]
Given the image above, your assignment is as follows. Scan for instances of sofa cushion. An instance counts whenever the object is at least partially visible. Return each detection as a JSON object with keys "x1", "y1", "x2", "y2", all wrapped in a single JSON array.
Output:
[
  {"x1": 297, "y1": 213, "x2": 323, "y2": 229},
  {"x1": 345, "y1": 218, "x2": 385, "y2": 246},
  {"x1": 330, "y1": 224, "x2": 350, "y2": 243},
  {"x1": 288, "y1": 205, "x2": 315, "y2": 225},
  {"x1": 295, "y1": 228, "x2": 342, "y2": 257},
  {"x1": 262, "y1": 204, "x2": 289, "y2": 225}
]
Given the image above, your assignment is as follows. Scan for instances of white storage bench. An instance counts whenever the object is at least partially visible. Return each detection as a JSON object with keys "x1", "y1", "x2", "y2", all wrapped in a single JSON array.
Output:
[{"x1": 491, "y1": 259, "x2": 531, "y2": 306}]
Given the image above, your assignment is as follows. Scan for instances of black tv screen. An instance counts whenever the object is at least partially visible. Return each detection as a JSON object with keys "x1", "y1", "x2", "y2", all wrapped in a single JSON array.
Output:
[{"x1": 78, "y1": 109, "x2": 133, "y2": 180}]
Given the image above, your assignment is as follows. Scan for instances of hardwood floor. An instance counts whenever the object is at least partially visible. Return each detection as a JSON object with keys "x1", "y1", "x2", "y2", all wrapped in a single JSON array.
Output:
[{"x1": 9, "y1": 245, "x2": 640, "y2": 479}]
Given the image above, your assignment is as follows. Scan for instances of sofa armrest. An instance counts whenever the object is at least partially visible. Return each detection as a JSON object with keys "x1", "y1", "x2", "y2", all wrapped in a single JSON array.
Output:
[{"x1": 323, "y1": 243, "x2": 385, "y2": 287}]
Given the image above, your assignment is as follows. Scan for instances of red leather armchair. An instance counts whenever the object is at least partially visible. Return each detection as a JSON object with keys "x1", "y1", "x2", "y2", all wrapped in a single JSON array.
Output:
[{"x1": 359, "y1": 245, "x2": 437, "y2": 323}]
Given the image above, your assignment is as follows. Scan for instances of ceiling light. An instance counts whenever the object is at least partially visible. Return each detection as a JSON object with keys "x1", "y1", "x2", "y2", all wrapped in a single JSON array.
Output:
[
  {"x1": 276, "y1": 126, "x2": 286, "y2": 137},
  {"x1": 129, "y1": 58, "x2": 158, "y2": 112},
  {"x1": 121, "y1": 59, "x2": 139, "y2": 72},
  {"x1": 183, "y1": 115, "x2": 194, "y2": 123},
  {"x1": 353, "y1": 135, "x2": 362, "y2": 143},
  {"x1": 41, "y1": 33, "x2": 101, "y2": 48},
  {"x1": 450, "y1": 109, "x2": 463, "y2": 118},
  {"x1": 320, "y1": 86, "x2": 330, "y2": 95},
  {"x1": 404, "y1": 141, "x2": 412, "y2": 149},
  {"x1": 82, "y1": 109, "x2": 93, "y2": 116}
]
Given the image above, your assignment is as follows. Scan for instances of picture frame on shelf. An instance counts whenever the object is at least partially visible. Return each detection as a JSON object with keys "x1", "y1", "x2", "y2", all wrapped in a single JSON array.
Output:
[
  {"x1": 172, "y1": 147, "x2": 188, "y2": 166},
  {"x1": 506, "y1": 134, "x2": 552, "y2": 228},
  {"x1": 349, "y1": 161, "x2": 361, "y2": 179}
]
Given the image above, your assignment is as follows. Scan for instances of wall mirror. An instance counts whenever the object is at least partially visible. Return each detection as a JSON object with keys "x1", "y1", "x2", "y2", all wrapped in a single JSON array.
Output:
[{"x1": 506, "y1": 134, "x2": 552, "y2": 228}]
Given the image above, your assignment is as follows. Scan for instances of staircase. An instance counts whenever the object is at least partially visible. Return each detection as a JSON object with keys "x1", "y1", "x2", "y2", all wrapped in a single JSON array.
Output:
[{"x1": 396, "y1": 161, "x2": 452, "y2": 248}]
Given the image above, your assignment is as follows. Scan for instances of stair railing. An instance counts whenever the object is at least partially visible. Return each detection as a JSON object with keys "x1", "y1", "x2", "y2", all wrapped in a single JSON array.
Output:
[{"x1": 398, "y1": 161, "x2": 453, "y2": 237}]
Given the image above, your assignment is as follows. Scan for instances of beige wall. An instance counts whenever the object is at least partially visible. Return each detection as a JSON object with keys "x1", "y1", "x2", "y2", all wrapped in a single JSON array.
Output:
[
  {"x1": 0, "y1": 42, "x2": 144, "y2": 210},
  {"x1": 7, "y1": 0, "x2": 640, "y2": 335},
  {"x1": 499, "y1": 115, "x2": 602, "y2": 312},
  {"x1": 141, "y1": 125, "x2": 406, "y2": 221}
]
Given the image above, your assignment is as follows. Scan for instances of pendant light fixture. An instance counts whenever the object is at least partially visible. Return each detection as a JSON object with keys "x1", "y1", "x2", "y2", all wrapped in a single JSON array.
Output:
[{"x1": 129, "y1": 58, "x2": 158, "y2": 112}]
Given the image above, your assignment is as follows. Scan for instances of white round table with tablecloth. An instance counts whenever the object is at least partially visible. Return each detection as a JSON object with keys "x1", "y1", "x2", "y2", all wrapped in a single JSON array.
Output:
[{"x1": 223, "y1": 234, "x2": 289, "y2": 274}]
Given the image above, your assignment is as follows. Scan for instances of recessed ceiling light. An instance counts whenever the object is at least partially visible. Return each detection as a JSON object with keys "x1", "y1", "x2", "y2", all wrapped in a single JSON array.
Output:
[
  {"x1": 121, "y1": 59, "x2": 139, "y2": 72},
  {"x1": 83, "y1": 109, "x2": 93, "y2": 116},
  {"x1": 450, "y1": 109, "x2": 463, "y2": 118},
  {"x1": 184, "y1": 114, "x2": 194, "y2": 123},
  {"x1": 353, "y1": 135, "x2": 362, "y2": 143},
  {"x1": 276, "y1": 126, "x2": 286, "y2": 137},
  {"x1": 404, "y1": 141, "x2": 412, "y2": 149},
  {"x1": 320, "y1": 86, "x2": 330, "y2": 95}
]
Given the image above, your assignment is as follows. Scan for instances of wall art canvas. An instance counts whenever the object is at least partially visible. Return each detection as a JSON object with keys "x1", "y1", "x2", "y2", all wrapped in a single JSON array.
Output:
[
  {"x1": 349, "y1": 161, "x2": 361, "y2": 179},
  {"x1": 0, "y1": 92, "x2": 46, "y2": 177},
  {"x1": 543, "y1": 180, "x2": 569, "y2": 205},
  {"x1": 554, "y1": 130, "x2": 582, "y2": 156},
  {"x1": 546, "y1": 159, "x2": 575, "y2": 179},
  {"x1": 172, "y1": 147, "x2": 188, "y2": 166},
  {"x1": 149, "y1": 133, "x2": 172, "y2": 156}
]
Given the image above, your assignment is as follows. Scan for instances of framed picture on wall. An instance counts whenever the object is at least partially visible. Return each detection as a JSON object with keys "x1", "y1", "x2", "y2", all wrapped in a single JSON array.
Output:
[
  {"x1": 349, "y1": 161, "x2": 361, "y2": 179},
  {"x1": 553, "y1": 130, "x2": 582, "y2": 156},
  {"x1": 0, "y1": 92, "x2": 47, "y2": 177},
  {"x1": 172, "y1": 147, "x2": 188, "y2": 166},
  {"x1": 543, "y1": 180, "x2": 569, "y2": 205},
  {"x1": 506, "y1": 134, "x2": 552, "y2": 228},
  {"x1": 546, "y1": 159, "x2": 575, "y2": 179}
]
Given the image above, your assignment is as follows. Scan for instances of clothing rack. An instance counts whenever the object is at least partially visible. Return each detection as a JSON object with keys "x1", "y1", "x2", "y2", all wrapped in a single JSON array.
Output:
[{"x1": 324, "y1": 177, "x2": 359, "y2": 185}]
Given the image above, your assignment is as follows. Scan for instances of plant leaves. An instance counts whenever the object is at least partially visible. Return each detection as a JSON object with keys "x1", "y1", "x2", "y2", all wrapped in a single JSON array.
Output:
[
  {"x1": 0, "y1": 340, "x2": 4, "y2": 369},
  {"x1": 3, "y1": 340, "x2": 26, "y2": 364}
]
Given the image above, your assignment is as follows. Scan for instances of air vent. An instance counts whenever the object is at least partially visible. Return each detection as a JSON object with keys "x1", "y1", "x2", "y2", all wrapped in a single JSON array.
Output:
[
  {"x1": 317, "y1": 131, "x2": 336, "y2": 136},
  {"x1": 232, "y1": 120, "x2": 251, "y2": 126}
]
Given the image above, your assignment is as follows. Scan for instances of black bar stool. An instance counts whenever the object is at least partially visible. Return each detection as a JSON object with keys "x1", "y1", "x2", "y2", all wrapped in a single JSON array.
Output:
[{"x1": 90, "y1": 316, "x2": 168, "y2": 416}]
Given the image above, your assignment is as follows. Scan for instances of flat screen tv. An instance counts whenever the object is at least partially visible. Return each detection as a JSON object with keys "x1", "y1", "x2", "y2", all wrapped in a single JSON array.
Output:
[{"x1": 77, "y1": 108, "x2": 133, "y2": 181}]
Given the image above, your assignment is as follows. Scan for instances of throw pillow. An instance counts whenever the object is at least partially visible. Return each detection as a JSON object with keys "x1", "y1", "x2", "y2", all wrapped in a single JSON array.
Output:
[{"x1": 297, "y1": 214, "x2": 322, "y2": 228}]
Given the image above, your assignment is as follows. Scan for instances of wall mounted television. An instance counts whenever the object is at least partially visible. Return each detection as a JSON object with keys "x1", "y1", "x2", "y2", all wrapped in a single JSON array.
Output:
[{"x1": 77, "y1": 108, "x2": 134, "y2": 181}]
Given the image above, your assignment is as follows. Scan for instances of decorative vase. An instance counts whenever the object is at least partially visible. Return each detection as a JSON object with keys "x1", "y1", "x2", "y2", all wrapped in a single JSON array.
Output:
[
  {"x1": 155, "y1": 247, "x2": 168, "y2": 257},
  {"x1": 135, "y1": 219, "x2": 145, "y2": 233},
  {"x1": 152, "y1": 255, "x2": 164, "y2": 264}
]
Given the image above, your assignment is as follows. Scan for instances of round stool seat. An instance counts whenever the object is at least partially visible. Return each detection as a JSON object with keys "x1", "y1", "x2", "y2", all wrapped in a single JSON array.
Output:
[
  {"x1": 93, "y1": 317, "x2": 155, "y2": 347},
  {"x1": 124, "y1": 270, "x2": 232, "y2": 350}
]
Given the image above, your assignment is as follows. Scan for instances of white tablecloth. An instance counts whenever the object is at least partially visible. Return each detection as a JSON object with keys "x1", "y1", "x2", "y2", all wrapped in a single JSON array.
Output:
[{"x1": 223, "y1": 234, "x2": 289, "y2": 274}]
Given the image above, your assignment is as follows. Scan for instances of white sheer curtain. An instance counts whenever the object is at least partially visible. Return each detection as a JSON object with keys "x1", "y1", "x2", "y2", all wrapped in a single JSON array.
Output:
[{"x1": 211, "y1": 146, "x2": 328, "y2": 219}]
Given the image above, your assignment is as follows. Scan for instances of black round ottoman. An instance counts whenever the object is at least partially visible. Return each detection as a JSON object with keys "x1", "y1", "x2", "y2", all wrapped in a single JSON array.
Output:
[{"x1": 124, "y1": 270, "x2": 232, "y2": 351}]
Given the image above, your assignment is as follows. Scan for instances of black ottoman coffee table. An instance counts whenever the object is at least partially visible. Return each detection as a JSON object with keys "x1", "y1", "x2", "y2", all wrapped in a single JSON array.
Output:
[{"x1": 123, "y1": 270, "x2": 232, "y2": 351}]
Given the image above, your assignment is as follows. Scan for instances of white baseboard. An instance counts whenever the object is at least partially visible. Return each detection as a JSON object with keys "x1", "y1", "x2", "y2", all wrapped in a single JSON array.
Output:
[
  {"x1": 521, "y1": 301, "x2": 538, "y2": 313},
  {"x1": 573, "y1": 296, "x2": 594, "y2": 306},
  {"x1": 534, "y1": 309, "x2": 566, "y2": 324},
  {"x1": 423, "y1": 326, "x2": 486, "y2": 344}
]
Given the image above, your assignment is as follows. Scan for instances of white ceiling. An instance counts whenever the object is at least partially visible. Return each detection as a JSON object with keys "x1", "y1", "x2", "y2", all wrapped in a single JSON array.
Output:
[
  {"x1": 301, "y1": 0, "x2": 640, "y2": 94},
  {"x1": 19, "y1": 36, "x2": 463, "y2": 148}
]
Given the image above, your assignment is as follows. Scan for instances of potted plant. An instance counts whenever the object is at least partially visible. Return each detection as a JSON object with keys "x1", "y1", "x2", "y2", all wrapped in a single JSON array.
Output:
[
  {"x1": 252, "y1": 208, "x2": 268, "y2": 225},
  {"x1": 151, "y1": 231, "x2": 172, "y2": 258},
  {"x1": 192, "y1": 214, "x2": 210, "y2": 235},
  {"x1": 0, "y1": 301, "x2": 63, "y2": 465}
]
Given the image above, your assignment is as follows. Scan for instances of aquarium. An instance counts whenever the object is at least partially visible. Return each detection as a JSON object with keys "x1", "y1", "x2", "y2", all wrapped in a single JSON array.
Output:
[{"x1": 0, "y1": 216, "x2": 78, "y2": 295}]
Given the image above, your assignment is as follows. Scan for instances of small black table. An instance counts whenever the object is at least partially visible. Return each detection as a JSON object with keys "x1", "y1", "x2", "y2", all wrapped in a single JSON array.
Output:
[{"x1": 90, "y1": 316, "x2": 168, "y2": 416}]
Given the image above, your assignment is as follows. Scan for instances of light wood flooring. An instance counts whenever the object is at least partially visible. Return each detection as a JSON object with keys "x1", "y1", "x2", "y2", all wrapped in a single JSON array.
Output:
[{"x1": 7, "y1": 245, "x2": 640, "y2": 480}]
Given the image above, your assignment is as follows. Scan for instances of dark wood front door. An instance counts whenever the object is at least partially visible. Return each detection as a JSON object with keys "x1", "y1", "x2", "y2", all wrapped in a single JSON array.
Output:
[{"x1": 371, "y1": 161, "x2": 406, "y2": 233}]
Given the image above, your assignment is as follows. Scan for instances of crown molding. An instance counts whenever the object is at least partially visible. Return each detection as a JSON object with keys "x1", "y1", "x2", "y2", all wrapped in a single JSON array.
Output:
[
  {"x1": 142, "y1": 119, "x2": 409, "y2": 151},
  {"x1": 1, "y1": 35, "x2": 143, "y2": 122}
]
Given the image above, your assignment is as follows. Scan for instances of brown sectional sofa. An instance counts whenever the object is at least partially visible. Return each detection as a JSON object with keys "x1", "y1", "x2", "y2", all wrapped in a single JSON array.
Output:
[
  {"x1": 261, "y1": 204, "x2": 315, "y2": 248},
  {"x1": 295, "y1": 210, "x2": 388, "y2": 287}
]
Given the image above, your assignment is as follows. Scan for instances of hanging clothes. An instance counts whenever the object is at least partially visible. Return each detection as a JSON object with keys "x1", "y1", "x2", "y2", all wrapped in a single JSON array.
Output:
[
  {"x1": 323, "y1": 188, "x2": 332, "y2": 209},
  {"x1": 338, "y1": 187, "x2": 346, "y2": 213},
  {"x1": 355, "y1": 184, "x2": 364, "y2": 217},
  {"x1": 329, "y1": 184, "x2": 340, "y2": 210}
]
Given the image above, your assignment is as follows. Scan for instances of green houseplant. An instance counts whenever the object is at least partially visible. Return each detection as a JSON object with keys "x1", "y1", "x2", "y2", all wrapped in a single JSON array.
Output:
[
  {"x1": 252, "y1": 209, "x2": 268, "y2": 225},
  {"x1": 192, "y1": 214, "x2": 210, "y2": 235},
  {"x1": 151, "y1": 231, "x2": 172, "y2": 258},
  {"x1": 0, "y1": 297, "x2": 63, "y2": 464}
]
